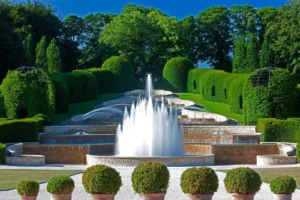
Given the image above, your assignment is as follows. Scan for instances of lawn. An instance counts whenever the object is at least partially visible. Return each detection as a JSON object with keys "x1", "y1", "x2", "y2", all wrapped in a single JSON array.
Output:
[
  {"x1": 178, "y1": 93, "x2": 244, "y2": 123},
  {"x1": 219, "y1": 168, "x2": 300, "y2": 189},
  {"x1": 53, "y1": 93, "x2": 120, "y2": 125},
  {"x1": 0, "y1": 170, "x2": 82, "y2": 190}
]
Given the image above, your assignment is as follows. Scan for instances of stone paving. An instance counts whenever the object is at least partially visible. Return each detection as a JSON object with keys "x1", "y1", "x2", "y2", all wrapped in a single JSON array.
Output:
[{"x1": 1, "y1": 165, "x2": 300, "y2": 200}]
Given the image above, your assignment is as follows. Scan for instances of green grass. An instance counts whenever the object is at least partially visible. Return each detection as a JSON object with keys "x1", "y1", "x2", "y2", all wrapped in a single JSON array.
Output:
[
  {"x1": 0, "y1": 170, "x2": 82, "y2": 190},
  {"x1": 219, "y1": 168, "x2": 300, "y2": 189},
  {"x1": 53, "y1": 93, "x2": 120, "y2": 125},
  {"x1": 177, "y1": 93, "x2": 244, "y2": 123}
]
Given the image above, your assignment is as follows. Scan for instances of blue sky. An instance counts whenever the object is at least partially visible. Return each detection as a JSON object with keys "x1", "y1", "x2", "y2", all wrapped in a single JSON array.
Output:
[{"x1": 16, "y1": 0, "x2": 288, "y2": 19}]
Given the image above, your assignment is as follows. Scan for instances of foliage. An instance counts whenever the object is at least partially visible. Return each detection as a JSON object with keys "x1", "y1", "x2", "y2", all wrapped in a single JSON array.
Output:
[
  {"x1": 232, "y1": 36, "x2": 247, "y2": 74},
  {"x1": 1, "y1": 70, "x2": 55, "y2": 119},
  {"x1": 33, "y1": 114, "x2": 52, "y2": 126},
  {"x1": 23, "y1": 34, "x2": 35, "y2": 66},
  {"x1": 131, "y1": 162, "x2": 170, "y2": 194},
  {"x1": 35, "y1": 36, "x2": 48, "y2": 72},
  {"x1": 82, "y1": 165, "x2": 122, "y2": 194},
  {"x1": 0, "y1": 118, "x2": 43, "y2": 143},
  {"x1": 163, "y1": 57, "x2": 194, "y2": 92},
  {"x1": 180, "y1": 167, "x2": 219, "y2": 194},
  {"x1": 102, "y1": 56, "x2": 134, "y2": 92},
  {"x1": 47, "y1": 39, "x2": 62, "y2": 74},
  {"x1": 297, "y1": 143, "x2": 300, "y2": 163},
  {"x1": 17, "y1": 180, "x2": 39, "y2": 196},
  {"x1": 224, "y1": 167, "x2": 262, "y2": 194},
  {"x1": 87, "y1": 68, "x2": 115, "y2": 94},
  {"x1": 228, "y1": 75, "x2": 249, "y2": 114},
  {"x1": 187, "y1": 68, "x2": 210, "y2": 94},
  {"x1": 0, "y1": 143, "x2": 6, "y2": 164},
  {"x1": 260, "y1": 33, "x2": 275, "y2": 68},
  {"x1": 270, "y1": 176, "x2": 297, "y2": 194},
  {"x1": 47, "y1": 175, "x2": 75, "y2": 194},
  {"x1": 245, "y1": 33, "x2": 260, "y2": 73},
  {"x1": 50, "y1": 73, "x2": 69, "y2": 113},
  {"x1": 0, "y1": 87, "x2": 6, "y2": 118}
]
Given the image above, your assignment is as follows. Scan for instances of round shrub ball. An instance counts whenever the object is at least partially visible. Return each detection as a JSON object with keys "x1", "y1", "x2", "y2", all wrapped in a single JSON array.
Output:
[
  {"x1": 163, "y1": 57, "x2": 194, "y2": 92},
  {"x1": 224, "y1": 167, "x2": 262, "y2": 194},
  {"x1": 270, "y1": 175, "x2": 297, "y2": 194},
  {"x1": 102, "y1": 56, "x2": 134, "y2": 92},
  {"x1": 47, "y1": 175, "x2": 75, "y2": 194},
  {"x1": 17, "y1": 180, "x2": 39, "y2": 196},
  {"x1": 131, "y1": 162, "x2": 170, "y2": 194},
  {"x1": 82, "y1": 164, "x2": 122, "y2": 194},
  {"x1": 180, "y1": 167, "x2": 219, "y2": 194},
  {"x1": 33, "y1": 113, "x2": 52, "y2": 126}
]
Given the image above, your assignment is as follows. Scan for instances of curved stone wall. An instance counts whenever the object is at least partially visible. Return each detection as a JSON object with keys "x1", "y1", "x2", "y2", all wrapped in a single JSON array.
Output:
[
  {"x1": 181, "y1": 110, "x2": 228, "y2": 124},
  {"x1": 257, "y1": 155, "x2": 297, "y2": 166}
]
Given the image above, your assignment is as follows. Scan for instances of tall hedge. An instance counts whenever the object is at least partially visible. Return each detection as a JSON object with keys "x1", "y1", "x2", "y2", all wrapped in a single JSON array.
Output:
[
  {"x1": 0, "y1": 87, "x2": 6, "y2": 118},
  {"x1": 102, "y1": 56, "x2": 134, "y2": 92},
  {"x1": 63, "y1": 70, "x2": 97, "y2": 103},
  {"x1": 50, "y1": 73, "x2": 69, "y2": 113},
  {"x1": 0, "y1": 118, "x2": 43, "y2": 143},
  {"x1": 163, "y1": 57, "x2": 194, "y2": 92},
  {"x1": 1, "y1": 70, "x2": 55, "y2": 119},
  {"x1": 244, "y1": 69, "x2": 297, "y2": 125},
  {"x1": 87, "y1": 68, "x2": 115, "y2": 94},
  {"x1": 228, "y1": 75, "x2": 249, "y2": 114},
  {"x1": 0, "y1": 143, "x2": 5, "y2": 164},
  {"x1": 187, "y1": 68, "x2": 210, "y2": 94},
  {"x1": 257, "y1": 118, "x2": 300, "y2": 143}
]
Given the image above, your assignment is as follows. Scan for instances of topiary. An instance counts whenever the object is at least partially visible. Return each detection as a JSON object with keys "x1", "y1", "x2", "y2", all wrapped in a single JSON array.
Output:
[
  {"x1": 0, "y1": 86, "x2": 6, "y2": 118},
  {"x1": 82, "y1": 164, "x2": 122, "y2": 194},
  {"x1": 180, "y1": 167, "x2": 219, "y2": 194},
  {"x1": 46, "y1": 175, "x2": 75, "y2": 194},
  {"x1": 297, "y1": 143, "x2": 300, "y2": 163},
  {"x1": 270, "y1": 175, "x2": 297, "y2": 194},
  {"x1": 0, "y1": 143, "x2": 6, "y2": 164},
  {"x1": 102, "y1": 56, "x2": 134, "y2": 92},
  {"x1": 163, "y1": 57, "x2": 194, "y2": 92},
  {"x1": 33, "y1": 113, "x2": 52, "y2": 126},
  {"x1": 224, "y1": 167, "x2": 262, "y2": 194},
  {"x1": 131, "y1": 162, "x2": 170, "y2": 194},
  {"x1": 17, "y1": 180, "x2": 39, "y2": 196}
]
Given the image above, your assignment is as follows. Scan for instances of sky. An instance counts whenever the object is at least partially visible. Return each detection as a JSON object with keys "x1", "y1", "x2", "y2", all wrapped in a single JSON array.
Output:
[{"x1": 15, "y1": 0, "x2": 288, "y2": 19}]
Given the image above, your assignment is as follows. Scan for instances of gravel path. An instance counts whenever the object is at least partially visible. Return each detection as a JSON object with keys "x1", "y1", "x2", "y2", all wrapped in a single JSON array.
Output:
[{"x1": 1, "y1": 167, "x2": 300, "y2": 200}]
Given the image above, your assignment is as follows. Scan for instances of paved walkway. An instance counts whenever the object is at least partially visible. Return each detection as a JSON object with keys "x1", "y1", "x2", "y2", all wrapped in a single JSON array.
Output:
[{"x1": 1, "y1": 164, "x2": 300, "y2": 200}]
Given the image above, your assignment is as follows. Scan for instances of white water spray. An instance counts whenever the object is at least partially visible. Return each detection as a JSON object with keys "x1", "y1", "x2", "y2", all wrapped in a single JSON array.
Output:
[{"x1": 115, "y1": 74, "x2": 183, "y2": 157}]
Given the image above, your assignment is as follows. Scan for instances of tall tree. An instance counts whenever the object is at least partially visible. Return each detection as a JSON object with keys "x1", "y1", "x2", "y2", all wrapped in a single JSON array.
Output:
[
  {"x1": 257, "y1": 7, "x2": 277, "y2": 45},
  {"x1": 260, "y1": 32, "x2": 275, "y2": 68},
  {"x1": 232, "y1": 36, "x2": 247, "y2": 73},
  {"x1": 196, "y1": 6, "x2": 232, "y2": 71},
  {"x1": 35, "y1": 36, "x2": 47, "y2": 72},
  {"x1": 46, "y1": 39, "x2": 62, "y2": 74},
  {"x1": 245, "y1": 33, "x2": 259, "y2": 72},
  {"x1": 23, "y1": 33, "x2": 35, "y2": 66},
  {"x1": 63, "y1": 15, "x2": 84, "y2": 44}
]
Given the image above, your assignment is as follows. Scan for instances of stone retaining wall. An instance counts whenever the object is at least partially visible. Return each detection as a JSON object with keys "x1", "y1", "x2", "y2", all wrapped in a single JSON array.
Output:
[
  {"x1": 44, "y1": 125, "x2": 118, "y2": 134},
  {"x1": 40, "y1": 134, "x2": 116, "y2": 144},
  {"x1": 183, "y1": 126, "x2": 257, "y2": 135},
  {"x1": 184, "y1": 134, "x2": 260, "y2": 144},
  {"x1": 6, "y1": 155, "x2": 45, "y2": 166},
  {"x1": 257, "y1": 155, "x2": 297, "y2": 166}
]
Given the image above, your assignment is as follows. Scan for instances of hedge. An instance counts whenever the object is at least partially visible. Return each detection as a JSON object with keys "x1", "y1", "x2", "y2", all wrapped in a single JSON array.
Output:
[
  {"x1": 257, "y1": 118, "x2": 300, "y2": 142},
  {"x1": 228, "y1": 75, "x2": 249, "y2": 114},
  {"x1": 297, "y1": 143, "x2": 300, "y2": 163},
  {"x1": 187, "y1": 68, "x2": 210, "y2": 94},
  {"x1": 63, "y1": 70, "x2": 97, "y2": 103},
  {"x1": 163, "y1": 57, "x2": 194, "y2": 92},
  {"x1": 1, "y1": 70, "x2": 55, "y2": 119},
  {"x1": 102, "y1": 56, "x2": 134, "y2": 92},
  {"x1": 50, "y1": 73, "x2": 69, "y2": 113},
  {"x1": 244, "y1": 69, "x2": 297, "y2": 125},
  {"x1": 87, "y1": 68, "x2": 115, "y2": 94},
  {"x1": 0, "y1": 118, "x2": 43, "y2": 143},
  {"x1": 0, "y1": 143, "x2": 5, "y2": 164},
  {"x1": 0, "y1": 86, "x2": 6, "y2": 118}
]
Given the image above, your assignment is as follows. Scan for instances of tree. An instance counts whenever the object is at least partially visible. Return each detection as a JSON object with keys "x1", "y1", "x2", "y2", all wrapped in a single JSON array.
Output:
[
  {"x1": 46, "y1": 39, "x2": 62, "y2": 74},
  {"x1": 260, "y1": 32, "x2": 275, "y2": 68},
  {"x1": 232, "y1": 36, "x2": 247, "y2": 73},
  {"x1": 63, "y1": 15, "x2": 84, "y2": 44},
  {"x1": 257, "y1": 7, "x2": 277, "y2": 45},
  {"x1": 23, "y1": 33, "x2": 35, "y2": 66},
  {"x1": 196, "y1": 6, "x2": 232, "y2": 71},
  {"x1": 35, "y1": 36, "x2": 47, "y2": 72},
  {"x1": 245, "y1": 33, "x2": 259, "y2": 72}
]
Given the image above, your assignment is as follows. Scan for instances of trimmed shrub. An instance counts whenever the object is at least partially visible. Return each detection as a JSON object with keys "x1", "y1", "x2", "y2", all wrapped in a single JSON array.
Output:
[
  {"x1": 257, "y1": 118, "x2": 300, "y2": 142},
  {"x1": 33, "y1": 114, "x2": 52, "y2": 126},
  {"x1": 17, "y1": 180, "x2": 39, "y2": 196},
  {"x1": 244, "y1": 69, "x2": 297, "y2": 125},
  {"x1": 270, "y1": 176, "x2": 297, "y2": 194},
  {"x1": 82, "y1": 164, "x2": 122, "y2": 194},
  {"x1": 297, "y1": 143, "x2": 300, "y2": 163},
  {"x1": 1, "y1": 70, "x2": 55, "y2": 119},
  {"x1": 102, "y1": 56, "x2": 134, "y2": 92},
  {"x1": 224, "y1": 167, "x2": 262, "y2": 194},
  {"x1": 229, "y1": 75, "x2": 249, "y2": 114},
  {"x1": 63, "y1": 70, "x2": 97, "y2": 103},
  {"x1": 131, "y1": 162, "x2": 170, "y2": 194},
  {"x1": 87, "y1": 68, "x2": 115, "y2": 94},
  {"x1": 47, "y1": 175, "x2": 75, "y2": 194},
  {"x1": 180, "y1": 167, "x2": 219, "y2": 194},
  {"x1": 0, "y1": 87, "x2": 6, "y2": 118},
  {"x1": 187, "y1": 68, "x2": 210, "y2": 94},
  {"x1": 0, "y1": 143, "x2": 6, "y2": 164},
  {"x1": 0, "y1": 118, "x2": 43, "y2": 143},
  {"x1": 50, "y1": 73, "x2": 69, "y2": 113},
  {"x1": 163, "y1": 57, "x2": 194, "y2": 92}
]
